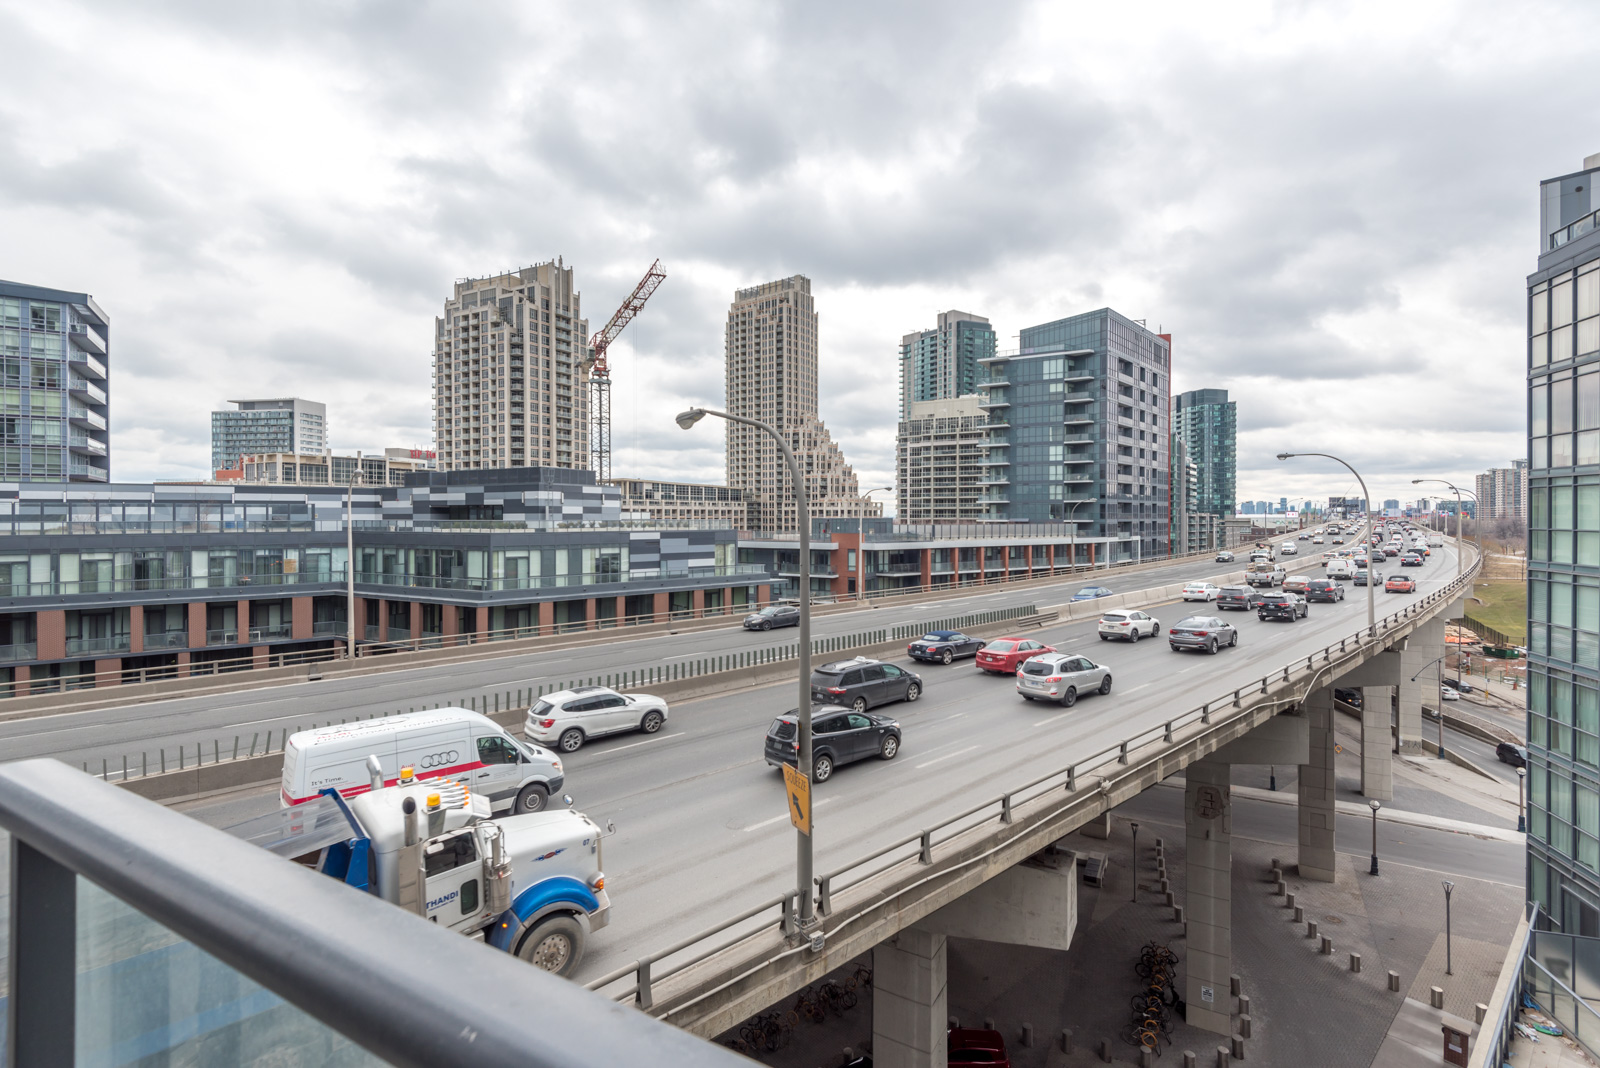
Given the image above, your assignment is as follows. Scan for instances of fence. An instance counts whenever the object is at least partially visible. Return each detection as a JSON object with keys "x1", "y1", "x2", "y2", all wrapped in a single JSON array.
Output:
[
  {"x1": 580, "y1": 556, "x2": 1483, "y2": 1013},
  {"x1": 82, "y1": 603, "x2": 1042, "y2": 783}
]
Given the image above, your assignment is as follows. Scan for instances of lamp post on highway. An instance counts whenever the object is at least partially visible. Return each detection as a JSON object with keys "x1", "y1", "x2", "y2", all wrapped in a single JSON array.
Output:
[
  {"x1": 1368, "y1": 798, "x2": 1381, "y2": 875},
  {"x1": 1278, "y1": 452, "x2": 1374, "y2": 638},
  {"x1": 1517, "y1": 766, "x2": 1528, "y2": 833},
  {"x1": 1130, "y1": 820, "x2": 1140, "y2": 903},
  {"x1": 1442, "y1": 880, "x2": 1455, "y2": 975},
  {"x1": 1412, "y1": 478, "x2": 1477, "y2": 579},
  {"x1": 856, "y1": 487, "x2": 893, "y2": 603},
  {"x1": 677, "y1": 406, "x2": 817, "y2": 931},
  {"x1": 1409, "y1": 654, "x2": 1450, "y2": 760},
  {"x1": 345, "y1": 451, "x2": 362, "y2": 659}
]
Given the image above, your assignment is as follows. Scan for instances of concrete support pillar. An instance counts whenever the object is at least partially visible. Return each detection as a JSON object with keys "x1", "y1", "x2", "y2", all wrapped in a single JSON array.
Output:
[
  {"x1": 1361, "y1": 685, "x2": 1393, "y2": 800},
  {"x1": 872, "y1": 927, "x2": 948, "y2": 1068},
  {"x1": 1184, "y1": 758, "x2": 1233, "y2": 1036},
  {"x1": 1401, "y1": 618, "x2": 1446, "y2": 754},
  {"x1": 1298, "y1": 687, "x2": 1337, "y2": 882}
]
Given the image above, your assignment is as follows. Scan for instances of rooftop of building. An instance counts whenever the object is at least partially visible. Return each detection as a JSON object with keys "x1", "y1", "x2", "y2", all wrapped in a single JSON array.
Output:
[{"x1": 0, "y1": 279, "x2": 107, "y2": 325}]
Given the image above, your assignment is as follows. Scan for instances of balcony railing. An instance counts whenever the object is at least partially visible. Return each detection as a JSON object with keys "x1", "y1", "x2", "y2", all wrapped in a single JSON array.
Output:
[
  {"x1": 0, "y1": 759, "x2": 744, "y2": 1067},
  {"x1": 248, "y1": 623, "x2": 293, "y2": 641},
  {"x1": 0, "y1": 641, "x2": 37, "y2": 662},
  {"x1": 205, "y1": 628, "x2": 238, "y2": 646},
  {"x1": 65, "y1": 635, "x2": 131, "y2": 656},
  {"x1": 68, "y1": 321, "x2": 108, "y2": 354},
  {"x1": 68, "y1": 345, "x2": 108, "y2": 378},
  {"x1": 311, "y1": 619, "x2": 348, "y2": 635},
  {"x1": 142, "y1": 630, "x2": 189, "y2": 649},
  {"x1": 69, "y1": 463, "x2": 109, "y2": 482},
  {"x1": 384, "y1": 625, "x2": 412, "y2": 641}
]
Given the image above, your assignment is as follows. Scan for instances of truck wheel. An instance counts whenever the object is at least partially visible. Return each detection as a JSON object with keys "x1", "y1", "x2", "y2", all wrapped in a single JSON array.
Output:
[
  {"x1": 516, "y1": 913, "x2": 586, "y2": 976},
  {"x1": 640, "y1": 710, "x2": 664, "y2": 733},
  {"x1": 558, "y1": 728, "x2": 584, "y2": 753},
  {"x1": 515, "y1": 783, "x2": 549, "y2": 813}
]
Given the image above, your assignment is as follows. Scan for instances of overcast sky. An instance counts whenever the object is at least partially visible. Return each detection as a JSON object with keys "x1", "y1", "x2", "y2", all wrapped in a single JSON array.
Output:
[{"x1": 0, "y1": 0, "x2": 1582, "y2": 511}]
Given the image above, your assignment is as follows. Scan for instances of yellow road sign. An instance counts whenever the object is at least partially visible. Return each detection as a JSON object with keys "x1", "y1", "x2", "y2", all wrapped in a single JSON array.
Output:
[{"x1": 782, "y1": 764, "x2": 812, "y2": 836}]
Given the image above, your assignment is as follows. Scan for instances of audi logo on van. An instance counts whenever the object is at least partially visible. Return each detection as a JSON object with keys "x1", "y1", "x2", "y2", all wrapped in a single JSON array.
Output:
[{"x1": 418, "y1": 750, "x2": 460, "y2": 770}]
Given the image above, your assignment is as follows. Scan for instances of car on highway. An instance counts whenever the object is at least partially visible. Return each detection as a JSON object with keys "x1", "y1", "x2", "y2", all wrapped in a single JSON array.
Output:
[
  {"x1": 1496, "y1": 742, "x2": 1528, "y2": 768},
  {"x1": 1381, "y1": 545, "x2": 1401, "y2": 557},
  {"x1": 810, "y1": 657, "x2": 923, "y2": 711},
  {"x1": 1216, "y1": 550, "x2": 1236, "y2": 563},
  {"x1": 1442, "y1": 677, "x2": 1476, "y2": 694},
  {"x1": 1282, "y1": 575, "x2": 1313, "y2": 596},
  {"x1": 1280, "y1": 542, "x2": 1298, "y2": 556},
  {"x1": 1305, "y1": 578, "x2": 1345, "y2": 603},
  {"x1": 1353, "y1": 568, "x2": 1381, "y2": 586},
  {"x1": 1312, "y1": 535, "x2": 1325, "y2": 544},
  {"x1": 907, "y1": 630, "x2": 985, "y2": 664},
  {"x1": 1015, "y1": 652, "x2": 1112, "y2": 707},
  {"x1": 1298, "y1": 533, "x2": 1312, "y2": 540},
  {"x1": 1182, "y1": 582, "x2": 1220, "y2": 602},
  {"x1": 1327, "y1": 559, "x2": 1355, "y2": 580},
  {"x1": 764, "y1": 706, "x2": 901, "y2": 783},
  {"x1": 743, "y1": 604, "x2": 800, "y2": 631},
  {"x1": 975, "y1": 636, "x2": 1055, "y2": 673},
  {"x1": 1441, "y1": 686, "x2": 1460, "y2": 701},
  {"x1": 1400, "y1": 552, "x2": 1424, "y2": 567},
  {"x1": 1097, "y1": 609, "x2": 1161, "y2": 642},
  {"x1": 1334, "y1": 687, "x2": 1363, "y2": 708},
  {"x1": 1216, "y1": 585, "x2": 1260, "y2": 611},
  {"x1": 1070, "y1": 586, "x2": 1115, "y2": 602},
  {"x1": 1168, "y1": 616, "x2": 1238, "y2": 654},
  {"x1": 1256, "y1": 592, "x2": 1307, "y2": 621},
  {"x1": 1331, "y1": 535, "x2": 1345, "y2": 544},
  {"x1": 524, "y1": 685, "x2": 670, "y2": 754},
  {"x1": 1385, "y1": 575, "x2": 1418, "y2": 594}
]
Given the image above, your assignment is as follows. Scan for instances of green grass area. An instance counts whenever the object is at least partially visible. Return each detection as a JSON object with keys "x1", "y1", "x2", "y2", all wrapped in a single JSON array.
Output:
[{"x1": 1466, "y1": 580, "x2": 1527, "y2": 643}]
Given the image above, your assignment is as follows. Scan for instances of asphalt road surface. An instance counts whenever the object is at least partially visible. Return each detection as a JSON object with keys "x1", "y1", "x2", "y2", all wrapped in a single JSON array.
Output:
[{"x1": 162, "y1": 545, "x2": 1465, "y2": 981}]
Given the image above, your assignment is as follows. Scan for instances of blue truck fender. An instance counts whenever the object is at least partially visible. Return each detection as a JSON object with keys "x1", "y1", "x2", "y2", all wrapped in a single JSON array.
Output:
[{"x1": 486, "y1": 876, "x2": 599, "y2": 952}]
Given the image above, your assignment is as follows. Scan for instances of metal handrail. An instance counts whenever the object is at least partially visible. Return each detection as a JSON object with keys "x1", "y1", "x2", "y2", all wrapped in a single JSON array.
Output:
[
  {"x1": 588, "y1": 551, "x2": 1481, "y2": 1008},
  {"x1": 0, "y1": 759, "x2": 746, "y2": 1067}
]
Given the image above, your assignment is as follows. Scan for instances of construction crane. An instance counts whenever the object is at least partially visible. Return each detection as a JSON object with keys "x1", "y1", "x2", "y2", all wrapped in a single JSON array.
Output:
[{"x1": 584, "y1": 258, "x2": 667, "y2": 481}]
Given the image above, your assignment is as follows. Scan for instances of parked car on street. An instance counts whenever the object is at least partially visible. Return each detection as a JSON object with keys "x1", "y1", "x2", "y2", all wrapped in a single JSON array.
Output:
[
  {"x1": 1182, "y1": 582, "x2": 1220, "y2": 602},
  {"x1": 1385, "y1": 575, "x2": 1418, "y2": 594},
  {"x1": 743, "y1": 604, "x2": 800, "y2": 631},
  {"x1": 524, "y1": 685, "x2": 669, "y2": 754},
  {"x1": 1496, "y1": 742, "x2": 1528, "y2": 768},
  {"x1": 1305, "y1": 578, "x2": 1345, "y2": 603},
  {"x1": 907, "y1": 630, "x2": 984, "y2": 664},
  {"x1": 975, "y1": 636, "x2": 1055, "y2": 673},
  {"x1": 1256, "y1": 592, "x2": 1307, "y2": 621},
  {"x1": 764, "y1": 706, "x2": 901, "y2": 783},
  {"x1": 1168, "y1": 616, "x2": 1238, "y2": 654},
  {"x1": 1070, "y1": 586, "x2": 1115, "y2": 602},
  {"x1": 1098, "y1": 610, "x2": 1160, "y2": 642},
  {"x1": 1216, "y1": 585, "x2": 1260, "y2": 611},
  {"x1": 948, "y1": 1027, "x2": 1013, "y2": 1068},
  {"x1": 1015, "y1": 653, "x2": 1112, "y2": 707},
  {"x1": 810, "y1": 657, "x2": 923, "y2": 711},
  {"x1": 1442, "y1": 677, "x2": 1476, "y2": 694}
]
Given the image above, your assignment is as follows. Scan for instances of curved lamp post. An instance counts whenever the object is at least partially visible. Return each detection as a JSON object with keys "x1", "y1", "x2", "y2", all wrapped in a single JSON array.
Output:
[
  {"x1": 1412, "y1": 478, "x2": 1478, "y2": 578},
  {"x1": 857, "y1": 487, "x2": 893, "y2": 602},
  {"x1": 1410, "y1": 654, "x2": 1450, "y2": 760},
  {"x1": 677, "y1": 406, "x2": 816, "y2": 930},
  {"x1": 1278, "y1": 452, "x2": 1375, "y2": 638}
]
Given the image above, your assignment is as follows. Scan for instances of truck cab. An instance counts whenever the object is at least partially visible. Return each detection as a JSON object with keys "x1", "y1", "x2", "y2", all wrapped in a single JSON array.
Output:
[
  {"x1": 1245, "y1": 562, "x2": 1286, "y2": 587},
  {"x1": 228, "y1": 764, "x2": 610, "y2": 977}
]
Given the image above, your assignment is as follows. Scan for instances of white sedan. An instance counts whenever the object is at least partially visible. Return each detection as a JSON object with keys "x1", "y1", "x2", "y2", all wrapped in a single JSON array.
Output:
[{"x1": 1181, "y1": 582, "x2": 1220, "y2": 602}]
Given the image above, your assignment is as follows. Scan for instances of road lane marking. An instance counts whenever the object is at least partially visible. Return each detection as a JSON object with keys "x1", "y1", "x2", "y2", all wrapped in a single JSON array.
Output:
[
  {"x1": 1124, "y1": 683, "x2": 1153, "y2": 694},
  {"x1": 581, "y1": 731, "x2": 686, "y2": 754},
  {"x1": 915, "y1": 745, "x2": 981, "y2": 769},
  {"x1": 744, "y1": 796, "x2": 833, "y2": 831},
  {"x1": 1032, "y1": 716, "x2": 1062, "y2": 727}
]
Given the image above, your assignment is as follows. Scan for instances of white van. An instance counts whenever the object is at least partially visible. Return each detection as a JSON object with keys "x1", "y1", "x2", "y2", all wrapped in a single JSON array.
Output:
[
  {"x1": 281, "y1": 708, "x2": 564, "y2": 816},
  {"x1": 1326, "y1": 559, "x2": 1355, "y2": 580},
  {"x1": 1428, "y1": 535, "x2": 1444, "y2": 547}
]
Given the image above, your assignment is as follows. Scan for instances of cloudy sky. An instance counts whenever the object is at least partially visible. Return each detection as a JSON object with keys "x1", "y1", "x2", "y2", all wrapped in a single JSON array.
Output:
[{"x1": 0, "y1": 0, "x2": 1581, "y2": 510}]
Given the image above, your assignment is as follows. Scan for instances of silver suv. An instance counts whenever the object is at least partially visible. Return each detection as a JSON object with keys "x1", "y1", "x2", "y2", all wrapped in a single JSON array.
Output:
[
  {"x1": 523, "y1": 685, "x2": 669, "y2": 753},
  {"x1": 1015, "y1": 653, "x2": 1112, "y2": 707}
]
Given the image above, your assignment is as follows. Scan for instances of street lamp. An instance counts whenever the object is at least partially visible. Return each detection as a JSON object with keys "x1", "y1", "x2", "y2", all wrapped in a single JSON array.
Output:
[
  {"x1": 1410, "y1": 655, "x2": 1450, "y2": 760},
  {"x1": 1130, "y1": 820, "x2": 1140, "y2": 903},
  {"x1": 345, "y1": 451, "x2": 363, "y2": 658},
  {"x1": 1368, "y1": 799, "x2": 1381, "y2": 875},
  {"x1": 1442, "y1": 880, "x2": 1455, "y2": 975},
  {"x1": 1412, "y1": 478, "x2": 1478, "y2": 579},
  {"x1": 1518, "y1": 766, "x2": 1528, "y2": 833},
  {"x1": 1278, "y1": 453, "x2": 1375, "y2": 638},
  {"x1": 856, "y1": 486, "x2": 893, "y2": 602},
  {"x1": 677, "y1": 406, "x2": 817, "y2": 931}
]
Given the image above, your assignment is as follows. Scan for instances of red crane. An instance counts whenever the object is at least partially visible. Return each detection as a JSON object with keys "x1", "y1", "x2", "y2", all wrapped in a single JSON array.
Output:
[{"x1": 585, "y1": 258, "x2": 667, "y2": 480}]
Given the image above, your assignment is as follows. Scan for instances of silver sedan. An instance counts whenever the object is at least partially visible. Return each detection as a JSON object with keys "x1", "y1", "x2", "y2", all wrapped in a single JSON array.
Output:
[{"x1": 1167, "y1": 616, "x2": 1238, "y2": 655}]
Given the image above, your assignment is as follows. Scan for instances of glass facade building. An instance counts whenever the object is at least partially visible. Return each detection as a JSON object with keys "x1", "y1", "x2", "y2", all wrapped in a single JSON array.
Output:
[
  {"x1": 1527, "y1": 154, "x2": 1600, "y2": 936},
  {"x1": 898, "y1": 311, "x2": 995, "y2": 419},
  {"x1": 210, "y1": 398, "x2": 327, "y2": 473},
  {"x1": 0, "y1": 280, "x2": 110, "y2": 483},
  {"x1": 1173, "y1": 388, "x2": 1237, "y2": 518},
  {"x1": 979, "y1": 308, "x2": 1171, "y2": 562}
]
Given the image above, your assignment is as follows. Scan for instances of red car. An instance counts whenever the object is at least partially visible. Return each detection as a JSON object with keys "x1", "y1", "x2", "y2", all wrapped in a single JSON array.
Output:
[
  {"x1": 975, "y1": 636, "x2": 1055, "y2": 674},
  {"x1": 949, "y1": 1027, "x2": 1011, "y2": 1067},
  {"x1": 1386, "y1": 575, "x2": 1417, "y2": 593}
]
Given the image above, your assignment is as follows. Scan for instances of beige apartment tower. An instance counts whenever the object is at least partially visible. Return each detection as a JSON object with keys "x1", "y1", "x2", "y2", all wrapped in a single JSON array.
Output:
[
  {"x1": 724, "y1": 275, "x2": 881, "y2": 532},
  {"x1": 433, "y1": 260, "x2": 591, "y2": 471}
]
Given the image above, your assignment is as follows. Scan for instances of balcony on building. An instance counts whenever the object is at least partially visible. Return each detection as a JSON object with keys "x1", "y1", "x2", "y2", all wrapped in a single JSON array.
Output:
[
  {"x1": 70, "y1": 404, "x2": 108, "y2": 431},
  {"x1": 68, "y1": 376, "x2": 108, "y2": 406},
  {"x1": 1063, "y1": 391, "x2": 1094, "y2": 404},
  {"x1": 69, "y1": 430, "x2": 108, "y2": 456},
  {"x1": 69, "y1": 463, "x2": 109, "y2": 483},
  {"x1": 68, "y1": 321, "x2": 108, "y2": 356},
  {"x1": 1064, "y1": 414, "x2": 1095, "y2": 426},
  {"x1": 976, "y1": 396, "x2": 1010, "y2": 410},
  {"x1": 68, "y1": 345, "x2": 108, "y2": 380}
]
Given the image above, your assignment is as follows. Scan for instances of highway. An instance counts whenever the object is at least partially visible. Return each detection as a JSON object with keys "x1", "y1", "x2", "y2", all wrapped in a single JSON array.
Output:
[
  {"x1": 161, "y1": 544, "x2": 1467, "y2": 981},
  {"x1": 3, "y1": 549, "x2": 1279, "y2": 771}
]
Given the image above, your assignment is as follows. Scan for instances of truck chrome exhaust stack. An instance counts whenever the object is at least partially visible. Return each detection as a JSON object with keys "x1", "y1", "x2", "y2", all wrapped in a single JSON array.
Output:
[{"x1": 366, "y1": 754, "x2": 384, "y2": 793}]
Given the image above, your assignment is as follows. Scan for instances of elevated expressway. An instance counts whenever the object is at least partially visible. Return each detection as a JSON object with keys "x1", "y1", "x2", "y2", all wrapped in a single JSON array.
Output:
[{"x1": 564, "y1": 545, "x2": 1479, "y2": 1052}]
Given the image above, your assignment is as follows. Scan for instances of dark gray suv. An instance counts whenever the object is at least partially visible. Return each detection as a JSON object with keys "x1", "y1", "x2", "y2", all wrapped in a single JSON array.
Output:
[
  {"x1": 810, "y1": 657, "x2": 923, "y2": 712},
  {"x1": 744, "y1": 604, "x2": 800, "y2": 630},
  {"x1": 764, "y1": 706, "x2": 902, "y2": 782}
]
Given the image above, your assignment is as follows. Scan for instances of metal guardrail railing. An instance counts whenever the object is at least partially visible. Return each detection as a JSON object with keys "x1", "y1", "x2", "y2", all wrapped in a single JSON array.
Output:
[
  {"x1": 584, "y1": 554, "x2": 1483, "y2": 1013},
  {"x1": 0, "y1": 759, "x2": 746, "y2": 1066}
]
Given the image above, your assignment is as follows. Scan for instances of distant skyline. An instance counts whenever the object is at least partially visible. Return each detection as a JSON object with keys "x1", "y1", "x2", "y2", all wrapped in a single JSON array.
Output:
[{"x1": 0, "y1": 0, "x2": 1573, "y2": 509}]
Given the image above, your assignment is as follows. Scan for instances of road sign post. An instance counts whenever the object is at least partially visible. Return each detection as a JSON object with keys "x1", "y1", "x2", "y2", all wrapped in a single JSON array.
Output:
[{"x1": 782, "y1": 764, "x2": 812, "y2": 837}]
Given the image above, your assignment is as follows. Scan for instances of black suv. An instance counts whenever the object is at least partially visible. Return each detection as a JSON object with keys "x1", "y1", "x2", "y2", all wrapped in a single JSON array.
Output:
[
  {"x1": 1256, "y1": 592, "x2": 1307, "y2": 621},
  {"x1": 1305, "y1": 578, "x2": 1345, "y2": 603},
  {"x1": 744, "y1": 604, "x2": 800, "y2": 630},
  {"x1": 764, "y1": 705, "x2": 902, "y2": 782},
  {"x1": 1496, "y1": 742, "x2": 1527, "y2": 768},
  {"x1": 1216, "y1": 585, "x2": 1260, "y2": 611},
  {"x1": 810, "y1": 657, "x2": 923, "y2": 712}
]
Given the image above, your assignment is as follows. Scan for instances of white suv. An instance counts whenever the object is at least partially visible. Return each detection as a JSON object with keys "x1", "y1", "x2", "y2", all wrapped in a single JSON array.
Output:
[
  {"x1": 1280, "y1": 542, "x2": 1298, "y2": 556},
  {"x1": 524, "y1": 685, "x2": 669, "y2": 753},
  {"x1": 1098, "y1": 610, "x2": 1161, "y2": 642},
  {"x1": 1182, "y1": 582, "x2": 1220, "y2": 602}
]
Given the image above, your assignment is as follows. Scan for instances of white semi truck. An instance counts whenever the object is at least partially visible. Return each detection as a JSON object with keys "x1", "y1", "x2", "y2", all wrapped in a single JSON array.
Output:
[{"x1": 230, "y1": 760, "x2": 610, "y2": 976}]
